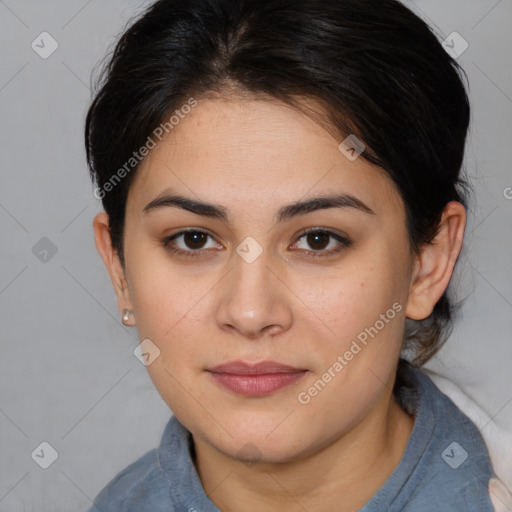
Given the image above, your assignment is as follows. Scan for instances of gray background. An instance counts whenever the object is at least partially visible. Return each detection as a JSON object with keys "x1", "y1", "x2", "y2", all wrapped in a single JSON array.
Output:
[{"x1": 0, "y1": 0, "x2": 511, "y2": 509}]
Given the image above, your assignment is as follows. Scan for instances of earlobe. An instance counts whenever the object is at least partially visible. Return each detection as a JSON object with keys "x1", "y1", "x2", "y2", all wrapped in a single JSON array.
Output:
[
  {"x1": 405, "y1": 201, "x2": 466, "y2": 321},
  {"x1": 93, "y1": 212, "x2": 135, "y2": 323}
]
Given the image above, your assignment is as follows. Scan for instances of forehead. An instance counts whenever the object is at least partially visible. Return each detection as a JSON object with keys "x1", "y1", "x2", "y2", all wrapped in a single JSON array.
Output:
[{"x1": 128, "y1": 97, "x2": 404, "y2": 217}]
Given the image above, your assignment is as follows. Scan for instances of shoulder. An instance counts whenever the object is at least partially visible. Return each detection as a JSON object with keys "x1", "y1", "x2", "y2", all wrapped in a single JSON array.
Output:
[
  {"x1": 87, "y1": 448, "x2": 171, "y2": 512},
  {"x1": 409, "y1": 365, "x2": 495, "y2": 509},
  {"x1": 367, "y1": 363, "x2": 497, "y2": 511},
  {"x1": 412, "y1": 366, "x2": 494, "y2": 473},
  {"x1": 87, "y1": 414, "x2": 219, "y2": 512}
]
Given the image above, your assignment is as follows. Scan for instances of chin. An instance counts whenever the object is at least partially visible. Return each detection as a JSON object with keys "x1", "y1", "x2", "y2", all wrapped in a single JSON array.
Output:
[{"x1": 198, "y1": 415, "x2": 316, "y2": 464}]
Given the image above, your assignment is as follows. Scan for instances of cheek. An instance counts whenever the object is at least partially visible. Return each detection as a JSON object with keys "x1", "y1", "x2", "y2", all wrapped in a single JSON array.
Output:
[
  {"x1": 126, "y1": 242, "x2": 206, "y2": 340},
  {"x1": 295, "y1": 252, "x2": 408, "y2": 338},
  {"x1": 126, "y1": 252, "x2": 216, "y2": 390},
  {"x1": 129, "y1": 262, "x2": 211, "y2": 415},
  {"x1": 293, "y1": 248, "x2": 411, "y2": 395}
]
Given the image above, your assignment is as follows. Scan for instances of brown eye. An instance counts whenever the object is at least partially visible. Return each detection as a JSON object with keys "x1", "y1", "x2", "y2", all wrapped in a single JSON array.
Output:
[
  {"x1": 293, "y1": 229, "x2": 352, "y2": 257},
  {"x1": 305, "y1": 232, "x2": 330, "y2": 251},
  {"x1": 182, "y1": 231, "x2": 208, "y2": 250},
  {"x1": 162, "y1": 230, "x2": 222, "y2": 257}
]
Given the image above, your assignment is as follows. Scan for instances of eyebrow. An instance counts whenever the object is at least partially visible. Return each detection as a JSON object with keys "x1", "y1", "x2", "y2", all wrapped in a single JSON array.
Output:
[{"x1": 143, "y1": 191, "x2": 375, "y2": 223}]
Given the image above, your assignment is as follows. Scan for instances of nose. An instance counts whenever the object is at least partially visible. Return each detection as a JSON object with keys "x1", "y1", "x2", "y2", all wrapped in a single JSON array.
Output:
[{"x1": 215, "y1": 247, "x2": 293, "y2": 340}]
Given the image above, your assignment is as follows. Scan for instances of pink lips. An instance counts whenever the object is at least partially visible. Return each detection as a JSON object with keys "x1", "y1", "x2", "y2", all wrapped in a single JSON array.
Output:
[{"x1": 207, "y1": 361, "x2": 307, "y2": 396}]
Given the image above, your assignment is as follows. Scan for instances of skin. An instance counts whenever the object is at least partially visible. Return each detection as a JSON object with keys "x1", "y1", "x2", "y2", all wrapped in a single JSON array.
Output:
[{"x1": 94, "y1": 95, "x2": 466, "y2": 511}]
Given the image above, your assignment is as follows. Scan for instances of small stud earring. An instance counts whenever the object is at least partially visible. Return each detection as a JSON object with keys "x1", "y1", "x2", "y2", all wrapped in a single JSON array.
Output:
[{"x1": 122, "y1": 309, "x2": 134, "y2": 325}]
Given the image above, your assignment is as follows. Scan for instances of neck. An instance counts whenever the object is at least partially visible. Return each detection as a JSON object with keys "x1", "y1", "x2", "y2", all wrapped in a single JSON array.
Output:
[{"x1": 193, "y1": 385, "x2": 414, "y2": 512}]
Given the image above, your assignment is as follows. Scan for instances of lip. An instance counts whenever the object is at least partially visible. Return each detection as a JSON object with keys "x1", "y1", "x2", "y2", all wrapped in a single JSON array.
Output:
[
  {"x1": 207, "y1": 360, "x2": 308, "y2": 396},
  {"x1": 209, "y1": 360, "x2": 305, "y2": 375}
]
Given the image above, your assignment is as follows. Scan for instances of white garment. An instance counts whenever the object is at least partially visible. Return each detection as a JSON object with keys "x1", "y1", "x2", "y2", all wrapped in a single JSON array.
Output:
[{"x1": 426, "y1": 370, "x2": 512, "y2": 511}]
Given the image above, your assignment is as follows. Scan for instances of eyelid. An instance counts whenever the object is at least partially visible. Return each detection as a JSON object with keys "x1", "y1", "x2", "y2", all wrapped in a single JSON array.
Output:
[
  {"x1": 291, "y1": 227, "x2": 352, "y2": 256},
  {"x1": 162, "y1": 227, "x2": 351, "y2": 258},
  {"x1": 163, "y1": 228, "x2": 222, "y2": 255},
  {"x1": 296, "y1": 226, "x2": 351, "y2": 242}
]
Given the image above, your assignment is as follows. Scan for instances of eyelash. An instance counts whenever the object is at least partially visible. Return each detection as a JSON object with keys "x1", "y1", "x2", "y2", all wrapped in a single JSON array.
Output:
[{"x1": 162, "y1": 228, "x2": 352, "y2": 259}]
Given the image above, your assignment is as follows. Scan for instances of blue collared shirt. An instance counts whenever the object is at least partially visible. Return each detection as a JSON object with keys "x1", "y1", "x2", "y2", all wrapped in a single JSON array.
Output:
[{"x1": 88, "y1": 363, "x2": 496, "y2": 511}]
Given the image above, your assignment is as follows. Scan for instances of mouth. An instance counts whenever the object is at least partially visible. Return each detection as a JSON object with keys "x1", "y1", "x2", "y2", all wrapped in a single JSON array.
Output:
[{"x1": 206, "y1": 360, "x2": 308, "y2": 396}]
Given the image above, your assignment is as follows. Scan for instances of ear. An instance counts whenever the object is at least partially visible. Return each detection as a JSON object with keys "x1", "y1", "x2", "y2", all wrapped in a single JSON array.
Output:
[
  {"x1": 406, "y1": 201, "x2": 466, "y2": 320},
  {"x1": 93, "y1": 212, "x2": 136, "y2": 325}
]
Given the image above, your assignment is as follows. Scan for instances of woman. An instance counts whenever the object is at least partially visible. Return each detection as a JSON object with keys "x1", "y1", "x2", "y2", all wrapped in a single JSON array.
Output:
[{"x1": 85, "y1": 0, "x2": 503, "y2": 510}]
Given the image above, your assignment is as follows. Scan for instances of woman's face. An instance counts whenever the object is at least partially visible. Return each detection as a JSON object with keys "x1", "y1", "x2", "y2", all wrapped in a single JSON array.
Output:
[{"x1": 116, "y1": 96, "x2": 417, "y2": 462}]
